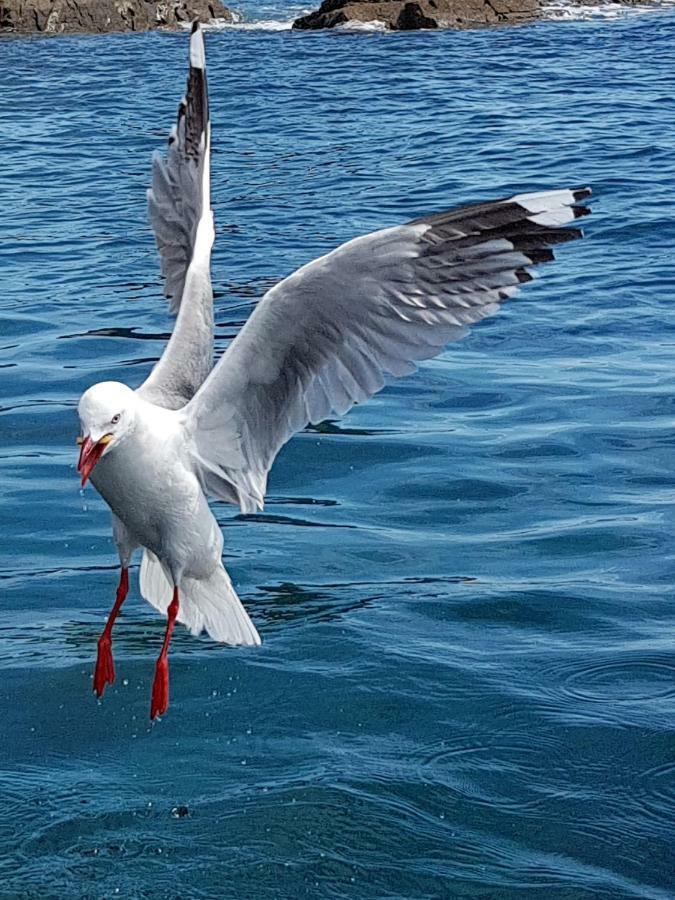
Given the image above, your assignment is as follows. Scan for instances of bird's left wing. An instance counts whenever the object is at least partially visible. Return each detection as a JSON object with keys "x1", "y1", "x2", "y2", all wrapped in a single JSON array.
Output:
[
  {"x1": 138, "y1": 22, "x2": 215, "y2": 410},
  {"x1": 182, "y1": 188, "x2": 591, "y2": 512}
]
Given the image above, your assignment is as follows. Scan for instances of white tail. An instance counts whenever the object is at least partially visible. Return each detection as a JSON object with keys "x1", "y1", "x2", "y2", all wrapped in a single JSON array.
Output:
[{"x1": 140, "y1": 550, "x2": 261, "y2": 647}]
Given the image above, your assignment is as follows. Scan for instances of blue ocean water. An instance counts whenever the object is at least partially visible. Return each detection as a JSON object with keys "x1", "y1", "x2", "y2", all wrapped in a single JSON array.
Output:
[{"x1": 2, "y1": 6, "x2": 675, "y2": 897}]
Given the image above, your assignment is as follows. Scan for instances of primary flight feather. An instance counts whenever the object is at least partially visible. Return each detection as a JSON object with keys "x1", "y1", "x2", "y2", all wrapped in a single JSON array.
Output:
[{"x1": 76, "y1": 22, "x2": 591, "y2": 719}]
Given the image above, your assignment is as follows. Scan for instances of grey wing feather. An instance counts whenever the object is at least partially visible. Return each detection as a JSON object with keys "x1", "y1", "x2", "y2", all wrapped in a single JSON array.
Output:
[
  {"x1": 138, "y1": 23, "x2": 215, "y2": 411},
  {"x1": 183, "y1": 188, "x2": 591, "y2": 511}
]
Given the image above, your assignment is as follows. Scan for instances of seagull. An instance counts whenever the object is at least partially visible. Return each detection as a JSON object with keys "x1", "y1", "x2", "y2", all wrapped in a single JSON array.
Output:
[{"x1": 76, "y1": 22, "x2": 591, "y2": 719}]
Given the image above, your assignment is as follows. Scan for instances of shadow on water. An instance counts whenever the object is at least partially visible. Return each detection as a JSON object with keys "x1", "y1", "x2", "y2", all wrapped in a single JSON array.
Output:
[
  {"x1": 230, "y1": 512, "x2": 357, "y2": 529},
  {"x1": 0, "y1": 570, "x2": 481, "y2": 668},
  {"x1": 58, "y1": 326, "x2": 172, "y2": 342}
]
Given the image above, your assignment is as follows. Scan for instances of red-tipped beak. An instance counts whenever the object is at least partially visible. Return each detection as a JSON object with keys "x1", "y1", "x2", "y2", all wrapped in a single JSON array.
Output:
[{"x1": 77, "y1": 434, "x2": 113, "y2": 487}]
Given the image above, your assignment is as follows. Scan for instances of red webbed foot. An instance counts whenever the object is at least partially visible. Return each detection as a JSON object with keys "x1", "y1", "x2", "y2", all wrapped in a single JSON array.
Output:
[
  {"x1": 150, "y1": 655, "x2": 169, "y2": 720},
  {"x1": 150, "y1": 587, "x2": 179, "y2": 720},
  {"x1": 93, "y1": 635, "x2": 115, "y2": 697},
  {"x1": 93, "y1": 567, "x2": 129, "y2": 700}
]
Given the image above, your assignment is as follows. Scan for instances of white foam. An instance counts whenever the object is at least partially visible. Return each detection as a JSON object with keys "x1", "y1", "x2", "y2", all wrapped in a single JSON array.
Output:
[
  {"x1": 542, "y1": 0, "x2": 675, "y2": 20},
  {"x1": 181, "y1": 15, "x2": 296, "y2": 31},
  {"x1": 333, "y1": 18, "x2": 389, "y2": 31},
  {"x1": 220, "y1": 18, "x2": 295, "y2": 30}
]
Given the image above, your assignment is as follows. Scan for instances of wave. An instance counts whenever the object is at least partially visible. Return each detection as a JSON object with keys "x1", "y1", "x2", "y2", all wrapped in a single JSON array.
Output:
[
  {"x1": 182, "y1": 14, "x2": 297, "y2": 31},
  {"x1": 333, "y1": 18, "x2": 389, "y2": 31},
  {"x1": 200, "y1": 14, "x2": 385, "y2": 31},
  {"x1": 542, "y1": 0, "x2": 675, "y2": 20}
]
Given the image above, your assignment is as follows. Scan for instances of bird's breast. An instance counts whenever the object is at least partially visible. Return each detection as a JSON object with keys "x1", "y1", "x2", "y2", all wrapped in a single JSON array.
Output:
[{"x1": 90, "y1": 436, "x2": 205, "y2": 560}]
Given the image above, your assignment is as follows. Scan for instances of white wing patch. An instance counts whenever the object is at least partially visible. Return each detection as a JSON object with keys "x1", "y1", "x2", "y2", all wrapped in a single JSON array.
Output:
[{"x1": 138, "y1": 22, "x2": 215, "y2": 411}]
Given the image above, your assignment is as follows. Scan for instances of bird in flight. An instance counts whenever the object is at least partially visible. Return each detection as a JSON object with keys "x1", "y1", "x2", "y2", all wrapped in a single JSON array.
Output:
[{"x1": 76, "y1": 22, "x2": 590, "y2": 719}]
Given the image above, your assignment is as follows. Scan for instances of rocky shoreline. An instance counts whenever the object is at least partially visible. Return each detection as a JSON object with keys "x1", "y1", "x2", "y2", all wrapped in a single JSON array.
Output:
[
  {"x1": 0, "y1": 0, "x2": 234, "y2": 33},
  {"x1": 293, "y1": 0, "x2": 540, "y2": 29},
  {"x1": 0, "y1": 0, "x2": 653, "y2": 33}
]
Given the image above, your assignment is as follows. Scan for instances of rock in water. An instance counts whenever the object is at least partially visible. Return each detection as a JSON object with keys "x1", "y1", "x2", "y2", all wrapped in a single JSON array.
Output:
[
  {"x1": 292, "y1": 0, "x2": 540, "y2": 29},
  {"x1": 170, "y1": 805, "x2": 190, "y2": 819},
  {"x1": 0, "y1": 0, "x2": 235, "y2": 33}
]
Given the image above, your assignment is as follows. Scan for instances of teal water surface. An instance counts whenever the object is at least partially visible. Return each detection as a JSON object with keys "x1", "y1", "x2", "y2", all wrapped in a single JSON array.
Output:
[{"x1": 1, "y1": 8, "x2": 675, "y2": 898}]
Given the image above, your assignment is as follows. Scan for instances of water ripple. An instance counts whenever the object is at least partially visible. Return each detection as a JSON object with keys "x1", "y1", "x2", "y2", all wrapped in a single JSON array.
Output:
[{"x1": 2, "y1": 8, "x2": 675, "y2": 899}]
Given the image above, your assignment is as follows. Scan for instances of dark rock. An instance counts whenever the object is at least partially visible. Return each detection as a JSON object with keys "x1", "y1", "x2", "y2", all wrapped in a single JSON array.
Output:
[
  {"x1": 0, "y1": 0, "x2": 235, "y2": 34},
  {"x1": 292, "y1": 0, "x2": 540, "y2": 29},
  {"x1": 170, "y1": 804, "x2": 190, "y2": 818},
  {"x1": 397, "y1": 1, "x2": 438, "y2": 27}
]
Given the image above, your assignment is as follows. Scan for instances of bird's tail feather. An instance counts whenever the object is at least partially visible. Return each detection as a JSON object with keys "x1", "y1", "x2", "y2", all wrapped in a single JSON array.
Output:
[{"x1": 139, "y1": 550, "x2": 261, "y2": 647}]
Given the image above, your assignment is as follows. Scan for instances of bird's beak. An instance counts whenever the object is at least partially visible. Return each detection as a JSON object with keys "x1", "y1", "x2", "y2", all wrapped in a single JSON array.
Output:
[{"x1": 77, "y1": 434, "x2": 113, "y2": 487}]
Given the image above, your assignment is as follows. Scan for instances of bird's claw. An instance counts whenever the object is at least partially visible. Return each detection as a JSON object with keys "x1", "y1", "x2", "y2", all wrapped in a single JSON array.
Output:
[
  {"x1": 150, "y1": 655, "x2": 169, "y2": 720},
  {"x1": 93, "y1": 634, "x2": 115, "y2": 697}
]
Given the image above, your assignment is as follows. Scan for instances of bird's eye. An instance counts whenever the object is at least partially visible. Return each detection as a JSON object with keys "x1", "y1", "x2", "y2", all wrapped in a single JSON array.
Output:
[{"x1": 111, "y1": 413, "x2": 121, "y2": 425}]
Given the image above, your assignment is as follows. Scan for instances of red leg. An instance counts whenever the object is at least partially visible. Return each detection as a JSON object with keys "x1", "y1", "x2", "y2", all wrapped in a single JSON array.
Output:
[
  {"x1": 93, "y1": 567, "x2": 129, "y2": 698},
  {"x1": 150, "y1": 587, "x2": 179, "y2": 720}
]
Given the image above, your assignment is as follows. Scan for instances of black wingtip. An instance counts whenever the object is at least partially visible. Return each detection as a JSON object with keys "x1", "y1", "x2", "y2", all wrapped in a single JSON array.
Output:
[
  {"x1": 526, "y1": 248, "x2": 556, "y2": 265},
  {"x1": 573, "y1": 187, "x2": 592, "y2": 202},
  {"x1": 191, "y1": 18, "x2": 200, "y2": 34},
  {"x1": 510, "y1": 226, "x2": 584, "y2": 252},
  {"x1": 573, "y1": 204, "x2": 592, "y2": 219}
]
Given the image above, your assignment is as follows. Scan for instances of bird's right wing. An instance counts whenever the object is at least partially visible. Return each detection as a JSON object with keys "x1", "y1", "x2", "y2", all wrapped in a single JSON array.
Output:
[
  {"x1": 182, "y1": 188, "x2": 591, "y2": 512},
  {"x1": 138, "y1": 22, "x2": 215, "y2": 411}
]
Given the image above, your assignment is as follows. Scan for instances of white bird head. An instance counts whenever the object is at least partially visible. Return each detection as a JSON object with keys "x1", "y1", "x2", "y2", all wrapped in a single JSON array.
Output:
[{"x1": 77, "y1": 381, "x2": 138, "y2": 486}]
